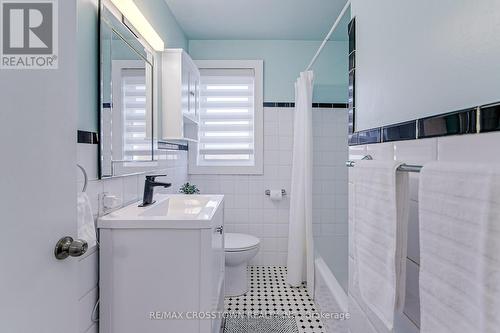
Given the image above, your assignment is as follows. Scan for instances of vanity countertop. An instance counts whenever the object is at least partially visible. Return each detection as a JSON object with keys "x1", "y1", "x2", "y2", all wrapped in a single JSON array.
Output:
[{"x1": 98, "y1": 194, "x2": 224, "y2": 229}]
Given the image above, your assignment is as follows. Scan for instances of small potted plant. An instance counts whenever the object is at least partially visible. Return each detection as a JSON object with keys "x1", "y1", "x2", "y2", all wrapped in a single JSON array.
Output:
[{"x1": 179, "y1": 182, "x2": 200, "y2": 194}]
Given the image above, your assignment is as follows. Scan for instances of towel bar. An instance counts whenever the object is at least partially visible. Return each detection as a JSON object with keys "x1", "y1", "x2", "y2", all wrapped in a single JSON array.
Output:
[{"x1": 346, "y1": 155, "x2": 423, "y2": 173}]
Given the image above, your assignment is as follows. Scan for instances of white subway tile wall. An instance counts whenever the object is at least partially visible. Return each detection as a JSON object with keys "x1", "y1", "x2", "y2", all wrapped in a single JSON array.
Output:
[
  {"x1": 76, "y1": 143, "x2": 188, "y2": 332},
  {"x1": 190, "y1": 107, "x2": 293, "y2": 266},
  {"x1": 190, "y1": 107, "x2": 349, "y2": 268},
  {"x1": 348, "y1": 131, "x2": 500, "y2": 331}
]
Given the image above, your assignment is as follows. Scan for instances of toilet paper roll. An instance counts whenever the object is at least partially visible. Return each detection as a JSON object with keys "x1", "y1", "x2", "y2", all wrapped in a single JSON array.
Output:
[{"x1": 270, "y1": 190, "x2": 283, "y2": 201}]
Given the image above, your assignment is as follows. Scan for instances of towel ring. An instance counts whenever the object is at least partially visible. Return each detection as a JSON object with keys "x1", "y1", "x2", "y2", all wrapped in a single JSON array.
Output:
[{"x1": 77, "y1": 164, "x2": 88, "y2": 192}]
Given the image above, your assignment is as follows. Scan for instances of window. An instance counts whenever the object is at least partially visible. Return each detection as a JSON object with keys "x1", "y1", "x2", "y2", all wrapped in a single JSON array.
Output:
[
  {"x1": 121, "y1": 67, "x2": 150, "y2": 161},
  {"x1": 189, "y1": 60, "x2": 263, "y2": 175},
  {"x1": 198, "y1": 68, "x2": 254, "y2": 166}
]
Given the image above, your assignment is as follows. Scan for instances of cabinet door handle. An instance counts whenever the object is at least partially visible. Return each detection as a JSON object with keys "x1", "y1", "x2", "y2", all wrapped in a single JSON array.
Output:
[{"x1": 215, "y1": 226, "x2": 223, "y2": 234}]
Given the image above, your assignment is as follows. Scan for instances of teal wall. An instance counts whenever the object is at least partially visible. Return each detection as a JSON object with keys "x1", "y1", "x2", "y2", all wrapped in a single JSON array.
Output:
[
  {"x1": 77, "y1": 0, "x2": 348, "y2": 131},
  {"x1": 77, "y1": 0, "x2": 188, "y2": 132},
  {"x1": 189, "y1": 40, "x2": 348, "y2": 103},
  {"x1": 352, "y1": 0, "x2": 500, "y2": 130},
  {"x1": 134, "y1": 0, "x2": 188, "y2": 50},
  {"x1": 77, "y1": 0, "x2": 99, "y2": 132}
]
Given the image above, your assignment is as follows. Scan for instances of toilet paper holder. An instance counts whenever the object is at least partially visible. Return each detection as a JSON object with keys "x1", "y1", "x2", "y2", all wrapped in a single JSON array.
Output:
[{"x1": 265, "y1": 189, "x2": 287, "y2": 196}]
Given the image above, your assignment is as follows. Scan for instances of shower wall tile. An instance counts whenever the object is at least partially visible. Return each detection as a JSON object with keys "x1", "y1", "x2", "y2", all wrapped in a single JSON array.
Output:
[
  {"x1": 348, "y1": 145, "x2": 367, "y2": 160},
  {"x1": 437, "y1": 131, "x2": 500, "y2": 163},
  {"x1": 366, "y1": 142, "x2": 394, "y2": 160},
  {"x1": 393, "y1": 138, "x2": 437, "y2": 201},
  {"x1": 393, "y1": 138, "x2": 437, "y2": 164}
]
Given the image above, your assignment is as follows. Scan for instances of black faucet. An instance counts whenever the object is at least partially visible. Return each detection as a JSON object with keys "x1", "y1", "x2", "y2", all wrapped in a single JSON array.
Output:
[{"x1": 139, "y1": 175, "x2": 172, "y2": 207}]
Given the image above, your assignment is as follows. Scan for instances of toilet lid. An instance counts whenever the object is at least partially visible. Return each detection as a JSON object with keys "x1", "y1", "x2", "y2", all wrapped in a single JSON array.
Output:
[{"x1": 225, "y1": 233, "x2": 260, "y2": 252}]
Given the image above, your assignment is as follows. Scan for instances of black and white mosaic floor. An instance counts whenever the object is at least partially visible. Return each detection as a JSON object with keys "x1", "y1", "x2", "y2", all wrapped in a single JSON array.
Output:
[{"x1": 224, "y1": 266, "x2": 326, "y2": 333}]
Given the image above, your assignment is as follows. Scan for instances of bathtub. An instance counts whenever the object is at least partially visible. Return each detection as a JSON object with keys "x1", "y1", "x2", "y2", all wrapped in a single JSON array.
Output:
[{"x1": 314, "y1": 257, "x2": 349, "y2": 333}]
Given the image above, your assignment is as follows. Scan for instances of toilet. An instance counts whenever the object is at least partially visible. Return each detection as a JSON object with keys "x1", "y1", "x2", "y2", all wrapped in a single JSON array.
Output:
[{"x1": 224, "y1": 233, "x2": 260, "y2": 297}]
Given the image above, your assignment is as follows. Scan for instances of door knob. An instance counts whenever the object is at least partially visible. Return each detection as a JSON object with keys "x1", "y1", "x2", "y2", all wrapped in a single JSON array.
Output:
[
  {"x1": 215, "y1": 226, "x2": 223, "y2": 234},
  {"x1": 54, "y1": 236, "x2": 88, "y2": 260}
]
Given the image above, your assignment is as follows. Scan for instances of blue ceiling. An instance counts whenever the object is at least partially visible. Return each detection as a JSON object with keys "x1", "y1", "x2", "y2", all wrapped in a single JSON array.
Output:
[{"x1": 163, "y1": 0, "x2": 350, "y2": 41}]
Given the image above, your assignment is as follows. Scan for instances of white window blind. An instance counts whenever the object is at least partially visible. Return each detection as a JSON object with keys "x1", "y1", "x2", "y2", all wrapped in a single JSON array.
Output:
[
  {"x1": 198, "y1": 68, "x2": 255, "y2": 166},
  {"x1": 121, "y1": 68, "x2": 151, "y2": 161}
]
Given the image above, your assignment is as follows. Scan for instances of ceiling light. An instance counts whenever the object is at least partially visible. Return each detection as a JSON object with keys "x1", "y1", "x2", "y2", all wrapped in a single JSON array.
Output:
[{"x1": 110, "y1": 0, "x2": 164, "y2": 51}]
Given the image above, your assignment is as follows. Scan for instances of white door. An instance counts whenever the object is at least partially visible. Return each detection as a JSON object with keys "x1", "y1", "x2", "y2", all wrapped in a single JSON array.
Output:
[{"x1": 0, "y1": 1, "x2": 79, "y2": 332}]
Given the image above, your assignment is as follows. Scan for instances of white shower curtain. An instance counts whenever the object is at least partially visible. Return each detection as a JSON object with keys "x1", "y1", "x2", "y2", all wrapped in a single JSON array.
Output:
[{"x1": 286, "y1": 71, "x2": 315, "y2": 297}]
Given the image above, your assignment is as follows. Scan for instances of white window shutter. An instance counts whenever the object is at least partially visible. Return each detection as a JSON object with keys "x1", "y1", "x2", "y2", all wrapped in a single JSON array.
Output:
[
  {"x1": 121, "y1": 68, "x2": 151, "y2": 161},
  {"x1": 198, "y1": 68, "x2": 256, "y2": 166}
]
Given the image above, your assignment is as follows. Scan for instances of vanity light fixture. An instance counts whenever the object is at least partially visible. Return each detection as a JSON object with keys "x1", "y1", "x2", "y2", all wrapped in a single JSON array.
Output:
[{"x1": 110, "y1": 0, "x2": 164, "y2": 51}]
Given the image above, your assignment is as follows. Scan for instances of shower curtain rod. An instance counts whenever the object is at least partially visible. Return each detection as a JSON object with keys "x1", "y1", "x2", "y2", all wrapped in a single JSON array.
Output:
[{"x1": 305, "y1": 1, "x2": 351, "y2": 71}]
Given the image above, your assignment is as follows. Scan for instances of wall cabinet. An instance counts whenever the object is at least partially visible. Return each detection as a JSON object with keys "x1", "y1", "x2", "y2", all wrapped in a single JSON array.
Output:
[{"x1": 161, "y1": 49, "x2": 200, "y2": 142}]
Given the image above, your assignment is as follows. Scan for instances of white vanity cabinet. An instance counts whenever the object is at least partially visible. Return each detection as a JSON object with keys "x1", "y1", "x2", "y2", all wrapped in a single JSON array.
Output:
[
  {"x1": 98, "y1": 195, "x2": 225, "y2": 333},
  {"x1": 161, "y1": 49, "x2": 200, "y2": 142}
]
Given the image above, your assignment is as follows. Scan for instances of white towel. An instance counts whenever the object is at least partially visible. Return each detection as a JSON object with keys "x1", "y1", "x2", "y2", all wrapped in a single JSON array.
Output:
[
  {"x1": 419, "y1": 162, "x2": 500, "y2": 333},
  {"x1": 77, "y1": 192, "x2": 97, "y2": 248},
  {"x1": 352, "y1": 160, "x2": 409, "y2": 331}
]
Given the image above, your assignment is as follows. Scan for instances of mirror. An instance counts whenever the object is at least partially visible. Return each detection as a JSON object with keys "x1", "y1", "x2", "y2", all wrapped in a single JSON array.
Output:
[{"x1": 100, "y1": 3, "x2": 157, "y2": 178}]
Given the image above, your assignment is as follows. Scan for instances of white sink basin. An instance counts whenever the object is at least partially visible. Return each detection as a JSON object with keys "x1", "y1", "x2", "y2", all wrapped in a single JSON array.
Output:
[{"x1": 98, "y1": 194, "x2": 224, "y2": 229}]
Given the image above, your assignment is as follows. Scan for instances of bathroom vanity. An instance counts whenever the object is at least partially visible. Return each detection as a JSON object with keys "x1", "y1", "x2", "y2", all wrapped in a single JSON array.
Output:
[{"x1": 98, "y1": 194, "x2": 225, "y2": 333}]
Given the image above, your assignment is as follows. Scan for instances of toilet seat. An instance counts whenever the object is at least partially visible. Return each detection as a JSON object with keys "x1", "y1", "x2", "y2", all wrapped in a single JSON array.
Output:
[{"x1": 225, "y1": 233, "x2": 260, "y2": 252}]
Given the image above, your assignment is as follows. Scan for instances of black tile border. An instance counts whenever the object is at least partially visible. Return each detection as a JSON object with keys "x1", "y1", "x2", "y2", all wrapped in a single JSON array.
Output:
[
  {"x1": 480, "y1": 102, "x2": 500, "y2": 133},
  {"x1": 418, "y1": 108, "x2": 476, "y2": 139},
  {"x1": 263, "y1": 102, "x2": 294, "y2": 108},
  {"x1": 263, "y1": 102, "x2": 349, "y2": 108},
  {"x1": 348, "y1": 101, "x2": 500, "y2": 146},
  {"x1": 314, "y1": 102, "x2": 349, "y2": 108},
  {"x1": 383, "y1": 120, "x2": 417, "y2": 142},
  {"x1": 77, "y1": 130, "x2": 188, "y2": 151},
  {"x1": 81, "y1": 102, "x2": 500, "y2": 148},
  {"x1": 348, "y1": 128, "x2": 380, "y2": 146},
  {"x1": 348, "y1": 133, "x2": 358, "y2": 145},
  {"x1": 77, "y1": 130, "x2": 99, "y2": 144},
  {"x1": 358, "y1": 128, "x2": 382, "y2": 145}
]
